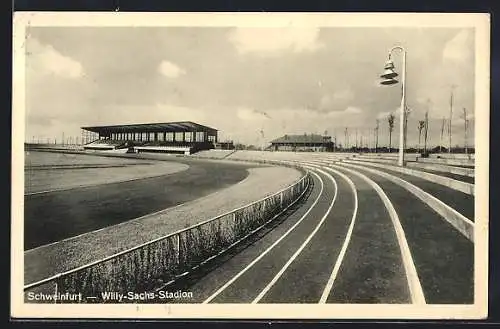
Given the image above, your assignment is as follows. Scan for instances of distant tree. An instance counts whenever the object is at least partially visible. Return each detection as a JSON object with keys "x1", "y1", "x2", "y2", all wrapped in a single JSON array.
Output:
[
  {"x1": 423, "y1": 111, "x2": 429, "y2": 154},
  {"x1": 388, "y1": 114, "x2": 395, "y2": 152},
  {"x1": 418, "y1": 120, "x2": 426, "y2": 153}
]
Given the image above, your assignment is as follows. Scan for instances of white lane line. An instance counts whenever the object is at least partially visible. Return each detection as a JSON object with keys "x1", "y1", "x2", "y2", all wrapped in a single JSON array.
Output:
[
  {"x1": 329, "y1": 163, "x2": 427, "y2": 305},
  {"x1": 318, "y1": 166, "x2": 358, "y2": 303},
  {"x1": 251, "y1": 168, "x2": 338, "y2": 304},
  {"x1": 202, "y1": 170, "x2": 326, "y2": 304}
]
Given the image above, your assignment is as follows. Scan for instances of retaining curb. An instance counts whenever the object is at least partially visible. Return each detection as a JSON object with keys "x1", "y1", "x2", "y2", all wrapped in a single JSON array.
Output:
[{"x1": 342, "y1": 159, "x2": 475, "y2": 196}]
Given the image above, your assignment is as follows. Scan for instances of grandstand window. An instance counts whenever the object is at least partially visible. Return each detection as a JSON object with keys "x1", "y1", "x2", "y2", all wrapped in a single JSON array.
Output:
[
  {"x1": 175, "y1": 132, "x2": 184, "y2": 142},
  {"x1": 141, "y1": 132, "x2": 147, "y2": 141},
  {"x1": 158, "y1": 132, "x2": 165, "y2": 141},
  {"x1": 166, "y1": 132, "x2": 174, "y2": 142},
  {"x1": 196, "y1": 132, "x2": 205, "y2": 142},
  {"x1": 185, "y1": 132, "x2": 193, "y2": 142},
  {"x1": 149, "y1": 132, "x2": 155, "y2": 141},
  {"x1": 208, "y1": 135, "x2": 215, "y2": 142}
]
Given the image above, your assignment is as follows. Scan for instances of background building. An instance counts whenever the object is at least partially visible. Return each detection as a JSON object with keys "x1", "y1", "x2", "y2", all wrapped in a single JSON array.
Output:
[{"x1": 269, "y1": 134, "x2": 334, "y2": 152}]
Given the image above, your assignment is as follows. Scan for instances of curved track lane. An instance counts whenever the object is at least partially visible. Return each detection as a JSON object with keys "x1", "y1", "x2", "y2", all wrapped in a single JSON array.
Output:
[{"x1": 334, "y1": 163, "x2": 474, "y2": 304}]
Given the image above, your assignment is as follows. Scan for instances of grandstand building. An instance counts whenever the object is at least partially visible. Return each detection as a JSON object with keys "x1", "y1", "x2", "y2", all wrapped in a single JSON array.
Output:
[
  {"x1": 269, "y1": 134, "x2": 334, "y2": 152},
  {"x1": 81, "y1": 121, "x2": 218, "y2": 155}
]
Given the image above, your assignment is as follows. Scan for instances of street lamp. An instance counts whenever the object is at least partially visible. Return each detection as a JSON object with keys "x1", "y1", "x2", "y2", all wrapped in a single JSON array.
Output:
[{"x1": 380, "y1": 46, "x2": 407, "y2": 166}]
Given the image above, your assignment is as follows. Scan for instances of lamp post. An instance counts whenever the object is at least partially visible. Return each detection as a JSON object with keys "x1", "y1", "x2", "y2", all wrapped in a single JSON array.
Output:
[{"x1": 380, "y1": 46, "x2": 407, "y2": 166}]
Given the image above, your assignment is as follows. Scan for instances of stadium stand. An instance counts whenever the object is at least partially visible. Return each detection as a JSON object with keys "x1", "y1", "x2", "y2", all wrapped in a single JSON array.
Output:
[
  {"x1": 81, "y1": 121, "x2": 218, "y2": 155},
  {"x1": 83, "y1": 139, "x2": 126, "y2": 150}
]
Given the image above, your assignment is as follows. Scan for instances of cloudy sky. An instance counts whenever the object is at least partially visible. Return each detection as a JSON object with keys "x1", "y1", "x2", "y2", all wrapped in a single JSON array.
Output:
[{"x1": 25, "y1": 26, "x2": 475, "y2": 148}]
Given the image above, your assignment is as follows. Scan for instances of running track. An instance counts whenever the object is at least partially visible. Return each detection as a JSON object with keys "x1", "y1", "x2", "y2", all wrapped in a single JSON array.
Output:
[{"x1": 173, "y1": 155, "x2": 474, "y2": 304}]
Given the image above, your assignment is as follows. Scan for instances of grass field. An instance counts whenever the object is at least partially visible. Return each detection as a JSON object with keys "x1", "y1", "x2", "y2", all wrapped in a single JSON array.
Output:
[{"x1": 25, "y1": 151, "x2": 190, "y2": 194}]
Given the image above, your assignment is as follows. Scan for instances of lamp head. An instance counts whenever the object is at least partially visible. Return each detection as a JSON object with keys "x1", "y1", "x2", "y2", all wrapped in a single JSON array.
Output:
[
  {"x1": 384, "y1": 59, "x2": 395, "y2": 70},
  {"x1": 380, "y1": 68, "x2": 398, "y2": 79},
  {"x1": 380, "y1": 77, "x2": 399, "y2": 85}
]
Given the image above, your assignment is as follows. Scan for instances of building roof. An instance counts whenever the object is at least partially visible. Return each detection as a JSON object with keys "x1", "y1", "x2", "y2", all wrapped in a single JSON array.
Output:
[
  {"x1": 270, "y1": 134, "x2": 332, "y2": 144},
  {"x1": 81, "y1": 121, "x2": 218, "y2": 134}
]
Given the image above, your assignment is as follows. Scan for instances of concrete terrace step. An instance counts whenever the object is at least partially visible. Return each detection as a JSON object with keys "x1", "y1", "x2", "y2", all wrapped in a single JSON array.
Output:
[
  {"x1": 416, "y1": 157, "x2": 475, "y2": 168},
  {"x1": 341, "y1": 159, "x2": 474, "y2": 196},
  {"x1": 406, "y1": 162, "x2": 474, "y2": 178}
]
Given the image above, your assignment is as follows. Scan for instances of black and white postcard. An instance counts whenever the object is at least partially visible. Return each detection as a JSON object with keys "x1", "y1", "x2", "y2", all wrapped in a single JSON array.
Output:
[{"x1": 11, "y1": 12, "x2": 490, "y2": 319}]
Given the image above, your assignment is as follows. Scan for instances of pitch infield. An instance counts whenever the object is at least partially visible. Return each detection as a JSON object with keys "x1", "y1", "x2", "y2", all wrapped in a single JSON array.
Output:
[{"x1": 24, "y1": 153, "x2": 253, "y2": 249}]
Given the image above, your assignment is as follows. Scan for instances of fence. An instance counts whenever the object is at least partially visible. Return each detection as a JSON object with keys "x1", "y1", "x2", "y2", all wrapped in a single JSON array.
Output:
[{"x1": 24, "y1": 171, "x2": 312, "y2": 302}]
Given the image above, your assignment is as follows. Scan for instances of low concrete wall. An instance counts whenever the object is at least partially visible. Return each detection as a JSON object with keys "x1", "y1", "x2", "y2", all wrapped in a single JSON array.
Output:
[
  {"x1": 348, "y1": 157, "x2": 398, "y2": 164},
  {"x1": 417, "y1": 157, "x2": 475, "y2": 167},
  {"x1": 406, "y1": 161, "x2": 474, "y2": 177},
  {"x1": 341, "y1": 159, "x2": 474, "y2": 196},
  {"x1": 430, "y1": 153, "x2": 475, "y2": 160}
]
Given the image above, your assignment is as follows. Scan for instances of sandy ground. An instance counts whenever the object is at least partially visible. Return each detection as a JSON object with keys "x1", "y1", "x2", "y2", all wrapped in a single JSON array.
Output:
[{"x1": 24, "y1": 165, "x2": 302, "y2": 284}]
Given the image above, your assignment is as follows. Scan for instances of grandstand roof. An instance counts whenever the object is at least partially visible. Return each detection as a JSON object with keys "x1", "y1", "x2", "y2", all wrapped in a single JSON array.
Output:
[
  {"x1": 270, "y1": 134, "x2": 332, "y2": 144},
  {"x1": 81, "y1": 121, "x2": 218, "y2": 134}
]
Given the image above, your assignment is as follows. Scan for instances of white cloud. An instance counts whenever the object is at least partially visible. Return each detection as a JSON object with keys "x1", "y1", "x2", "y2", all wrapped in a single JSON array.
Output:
[
  {"x1": 333, "y1": 89, "x2": 355, "y2": 101},
  {"x1": 319, "y1": 89, "x2": 355, "y2": 111},
  {"x1": 153, "y1": 103, "x2": 205, "y2": 121},
  {"x1": 229, "y1": 28, "x2": 324, "y2": 55},
  {"x1": 159, "y1": 60, "x2": 186, "y2": 78},
  {"x1": 237, "y1": 107, "x2": 271, "y2": 121},
  {"x1": 442, "y1": 29, "x2": 472, "y2": 64},
  {"x1": 323, "y1": 106, "x2": 363, "y2": 117},
  {"x1": 343, "y1": 106, "x2": 363, "y2": 114},
  {"x1": 27, "y1": 38, "x2": 83, "y2": 79}
]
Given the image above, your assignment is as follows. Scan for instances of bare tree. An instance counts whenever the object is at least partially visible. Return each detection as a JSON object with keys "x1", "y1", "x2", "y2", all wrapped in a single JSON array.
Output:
[
  {"x1": 375, "y1": 119, "x2": 379, "y2": 153},
  {"x1": 344, "y1": 127, "x2": 349, "y2": 151},
  {"x1": 449, "y1": 85, "x2": 457, "y2": 153},
  {"x1": 418, "y1": 120, "x2": 425, "y2": 153},
  {"x1": 460, "y1": 107, "x2": 469, "y2": 154},
  {"x1": 404, "y1": 106, "x2": 411, "y2": 153},
  {"x1": 440, "y1": 117, "x2": 446, "y2": 153},
  {"x1": 388, "y1": 113, "x2": 395, "y2": 152},
  {"x1": 355, "y1": 128, "x2": 358, "y2": 150},
  {"x1": 423, "y1": 111, "x2": 429, "y2": 154}
]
